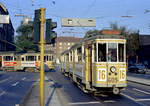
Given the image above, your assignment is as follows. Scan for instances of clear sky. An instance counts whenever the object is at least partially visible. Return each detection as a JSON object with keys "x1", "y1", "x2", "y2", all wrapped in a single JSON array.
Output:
[{"x1": 1, "y1": 0, "x2": 150, "y2": 37}]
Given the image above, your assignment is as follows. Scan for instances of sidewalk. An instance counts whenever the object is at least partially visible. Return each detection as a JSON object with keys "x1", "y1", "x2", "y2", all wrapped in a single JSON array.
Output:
[{"x1": 21, "y1": 76, "x2": 62, "y2": 106}]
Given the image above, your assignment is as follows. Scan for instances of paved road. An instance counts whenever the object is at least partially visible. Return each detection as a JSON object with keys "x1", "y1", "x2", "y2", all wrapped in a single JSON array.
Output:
[
  {"x1": 127, "y1": 72, "x2": 150, "y2": 80},
  {"x1": 43, "y1": 66, "x2": 150, "y2": 106},
  {"x1": 0, "y1": 72, "x2": 39, "y2": 106}
]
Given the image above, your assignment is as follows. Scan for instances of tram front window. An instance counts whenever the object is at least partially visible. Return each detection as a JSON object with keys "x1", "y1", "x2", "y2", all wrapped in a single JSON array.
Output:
[
  {"x1": 98, "y1": 43, "x2": 106, "y2": 62},
  {"x1": 108, "y1": 43, "x2": 117, "y2": 62}
]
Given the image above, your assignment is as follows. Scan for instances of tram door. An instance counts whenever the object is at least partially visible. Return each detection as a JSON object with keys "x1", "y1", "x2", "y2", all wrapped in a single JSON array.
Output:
[{"x1": 88, "y1": 45, "x2": 93, "y2": 86}]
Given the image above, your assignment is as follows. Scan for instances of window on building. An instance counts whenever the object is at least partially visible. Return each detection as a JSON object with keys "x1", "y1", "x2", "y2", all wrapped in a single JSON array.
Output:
[{"x1": 59, "y1": 42, "x2": 62, "y2": 45}]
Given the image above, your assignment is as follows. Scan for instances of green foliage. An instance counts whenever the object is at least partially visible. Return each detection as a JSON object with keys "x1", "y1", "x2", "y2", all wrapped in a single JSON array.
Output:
[
  {"x1": 15, "y1": 24, "x2": 38, "y2": 52},
  {"x1": 16, "y1": 24, "x2": 33, "y2": 38},
  {"x1": 110, "y1": 22, "x2": 140, "y2": 56}
]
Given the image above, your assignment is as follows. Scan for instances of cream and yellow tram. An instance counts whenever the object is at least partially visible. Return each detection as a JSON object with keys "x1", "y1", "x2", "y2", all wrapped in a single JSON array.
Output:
[
  {"x1": 61, "y1": 50, "x2": 70, "y2": 76},
  {"x1": 61, "y1": 32, "x2": 126, "y2": 94}
]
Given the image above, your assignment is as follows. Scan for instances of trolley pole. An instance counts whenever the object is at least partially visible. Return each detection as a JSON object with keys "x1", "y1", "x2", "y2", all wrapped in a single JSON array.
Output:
[{"x1": 40, "y1": 8, "x2": 45, "y2": 106}]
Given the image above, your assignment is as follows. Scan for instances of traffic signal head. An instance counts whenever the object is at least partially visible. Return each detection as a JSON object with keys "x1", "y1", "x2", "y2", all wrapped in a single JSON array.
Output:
[
  {"x1": 46, "y1": 19, "x2": 57, "y2": 44},
  {"x1": 33, "y1": 9, "x2": 41, "y2": 43}
]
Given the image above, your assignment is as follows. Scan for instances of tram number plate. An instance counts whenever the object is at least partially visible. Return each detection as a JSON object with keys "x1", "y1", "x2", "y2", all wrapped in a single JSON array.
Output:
[{"x1": 108, "y1": 77, "x2": 117, "y2": 83}]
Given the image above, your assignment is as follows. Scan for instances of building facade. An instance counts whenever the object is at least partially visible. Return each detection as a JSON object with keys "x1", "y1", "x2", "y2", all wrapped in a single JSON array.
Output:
[
  {"x1": 138, "y1": 35, "x2": 150, "y2": 67},
  {"x1": 0, "y1": 3, "x2": 15, "y2": 51},
  {"x1": 55, "y1": 36, "x2": 82, "y2": 62}
]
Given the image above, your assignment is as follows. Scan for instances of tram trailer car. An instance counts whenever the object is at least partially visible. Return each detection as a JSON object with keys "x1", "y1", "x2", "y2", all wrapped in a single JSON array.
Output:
[
  {"x1": 18, "y1": 52, "x2": 55, "y2": 72},
  {"x1": 61, "y1": 30, "x2": 127, "y2": 94},
  {"x1": 0, "y1": 52, "x2": 55, "y2": 72},
  {"x1": 61, "y1": 50, "x2": 70, "y2": 76},
  {"x1": 0, "y1": 52, "x2": 17, "y2": 71}
]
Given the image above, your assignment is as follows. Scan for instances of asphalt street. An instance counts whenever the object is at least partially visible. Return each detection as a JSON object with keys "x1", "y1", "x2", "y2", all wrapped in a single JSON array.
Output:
[
  {"x1": 0, "y1": 66, "x2": 150, "y2": 106},
  {"x1": 45, "y1": 65, "x2": 150, "y2": 106},
  {"x1": 0, "y1": 72, "x2": 39, "y2": 106}
]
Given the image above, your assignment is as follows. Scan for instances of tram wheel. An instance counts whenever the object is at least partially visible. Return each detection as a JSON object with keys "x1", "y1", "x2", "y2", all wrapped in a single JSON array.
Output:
[{"x1": 113, "y1": 87, "x2": 120, "y2": 95}]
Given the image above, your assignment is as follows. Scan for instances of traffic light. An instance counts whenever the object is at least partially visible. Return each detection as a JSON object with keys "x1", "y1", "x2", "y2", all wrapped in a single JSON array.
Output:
[
  {"x1": 33, "y1": 9, "x2": 41, "y2": 43},
  {"x1": 46, "y1": 19, "x2": 57, "y2": 44}
]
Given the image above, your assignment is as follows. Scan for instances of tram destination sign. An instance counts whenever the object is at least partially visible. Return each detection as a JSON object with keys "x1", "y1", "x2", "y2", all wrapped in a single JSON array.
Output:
[
  {"x1": 61, "y1": 18, "x2": 96, "y2": 27},
  {"x1": 0, "y1": 15, "x2": 9, "y2": 24}
]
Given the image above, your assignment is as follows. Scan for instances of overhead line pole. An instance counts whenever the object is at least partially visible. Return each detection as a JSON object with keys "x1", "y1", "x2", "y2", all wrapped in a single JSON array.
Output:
[{"x1": 40, "y1": 8, "x2": 45, "y2": 106}]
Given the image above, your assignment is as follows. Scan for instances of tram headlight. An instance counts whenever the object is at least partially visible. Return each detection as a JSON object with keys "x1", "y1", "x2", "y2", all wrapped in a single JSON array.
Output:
[{"x1": 110, "y1": 66, "x2": 116, "y2": 73}]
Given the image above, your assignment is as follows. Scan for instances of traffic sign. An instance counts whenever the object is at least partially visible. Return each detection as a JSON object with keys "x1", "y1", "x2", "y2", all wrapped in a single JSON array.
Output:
[
  {"x1": 61, "y1": 18, "x2": 96, "y2": 27},
  {"x1": 0, "y1": 15, "x2": 9, "y2": 24}
]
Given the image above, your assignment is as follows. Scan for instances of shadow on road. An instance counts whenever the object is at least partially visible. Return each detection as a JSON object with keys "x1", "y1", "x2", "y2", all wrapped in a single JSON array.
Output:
[{"x1": 45, "y1": 82, "x2": 62, "y2": 106}]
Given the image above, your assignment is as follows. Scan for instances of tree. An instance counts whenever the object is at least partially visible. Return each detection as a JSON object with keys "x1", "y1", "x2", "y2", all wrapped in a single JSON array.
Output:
[
  {"x1": 110, "y1": 22, "x2": 140, "y2": 58},
  {"x1": 15, "y1": 24, "x2": 38, "y2": 52}
]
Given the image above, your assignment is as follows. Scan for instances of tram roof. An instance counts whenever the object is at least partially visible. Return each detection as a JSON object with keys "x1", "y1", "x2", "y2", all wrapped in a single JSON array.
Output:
[
  {"x1": 83, "y1": 34, "x2": 125, "y2": 41},
  {"x1": 61, "y1": 34, "x2": 126, "y2": 55}
]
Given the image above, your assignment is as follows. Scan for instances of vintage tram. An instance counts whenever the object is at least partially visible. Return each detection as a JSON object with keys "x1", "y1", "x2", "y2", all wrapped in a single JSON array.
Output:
[
  {"x1": 0, "y1": 51, "x2": 55, "y2": 72},
  {"x1": 61, "y1": 30, "x2": 127, "y2": 94}
]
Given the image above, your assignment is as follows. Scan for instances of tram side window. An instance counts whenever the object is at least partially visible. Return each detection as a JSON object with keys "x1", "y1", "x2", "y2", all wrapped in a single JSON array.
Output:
[
  {"x1": 70, "y1": 52, "x2": 72, "y2": 62},
  {"x1": 38, "y1": 56, "x2": 40, "y2": 61},
  {"x1": 26, "y1": 56, "x2": 36, "y2": 61},
  {"x1": 44, "y1": 56, "x2": 48, "y2": 62},
  {"x1": 3, "y1": 56, "x2": 13, "y2": 61},
  {"x1": 77, "y1": 47, "x2": 82, "y2": 62},
  {"x1": 119, "y1": 44, "x2": 124, "y2": 62},
  {"x1": 98, "y1": 44, "x2": 106, "y2": 62},
  {"x1": 52, "y1": 55, "x2": 53, "y2": 61},
  {"x1": 108, "y1": 43, "x2": 117, "y2": 62},
  {"x1": 22, "y1": 57, "x2": 24, "y2": 61},
  {"x1": 94, "y1": 44, "x2": 97, "y2": 62},
  {"x1": 66, "y1": 54, "x2": 69, "y2": 62}
]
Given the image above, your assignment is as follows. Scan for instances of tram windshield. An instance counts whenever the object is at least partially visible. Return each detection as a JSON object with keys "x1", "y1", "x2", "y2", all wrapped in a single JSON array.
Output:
[
  {"x1": 108, "y1": 43, "x2": 117, "y2": 62},
  {"x1": 97, "y1": 43, "x2": 125, "y2": 62}
]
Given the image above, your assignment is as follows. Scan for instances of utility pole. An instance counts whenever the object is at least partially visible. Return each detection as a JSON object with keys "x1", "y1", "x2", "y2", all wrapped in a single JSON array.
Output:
[{"x1": 40, "y1": 8, "x2": 45, "y2": 106}]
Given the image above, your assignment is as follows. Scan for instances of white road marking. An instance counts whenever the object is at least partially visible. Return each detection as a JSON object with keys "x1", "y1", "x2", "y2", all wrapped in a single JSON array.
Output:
[
  {"x1": 136, "y1": 99, "x2": 150, "y2": 101},
  {"x1": 0, "y1": 91, "x2": 5, "y2": 96},
  {"x1": 121, "y1": 93, "x2": 136, "y2": 101},
  {"x1": 22, "y1": 77, "x2": 26, "y2": 80},
  {"x1": 104, "y1": 100, "x2": 116, "y2": 103},
  {"x1": 133, "y1": 88, "x2": 150, "y2": 95},
  {"x1": 12, "y1": 82, "x2": 19, "y2": 86},
  {"x1": 68, "y1": 101, "x2": 100, "y2": 105},
  {"x1": 121, "y1": 93, "x2": 146, "y2": 106},
  {"x1": 0, "y1": 77, "x2": 12, "y2": 84}
]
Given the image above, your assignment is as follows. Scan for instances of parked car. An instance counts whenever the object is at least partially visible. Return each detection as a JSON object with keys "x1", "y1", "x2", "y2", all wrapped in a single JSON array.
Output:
[{"x1": 128, "y1": 64, "x2": 147, "y2": 74}]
